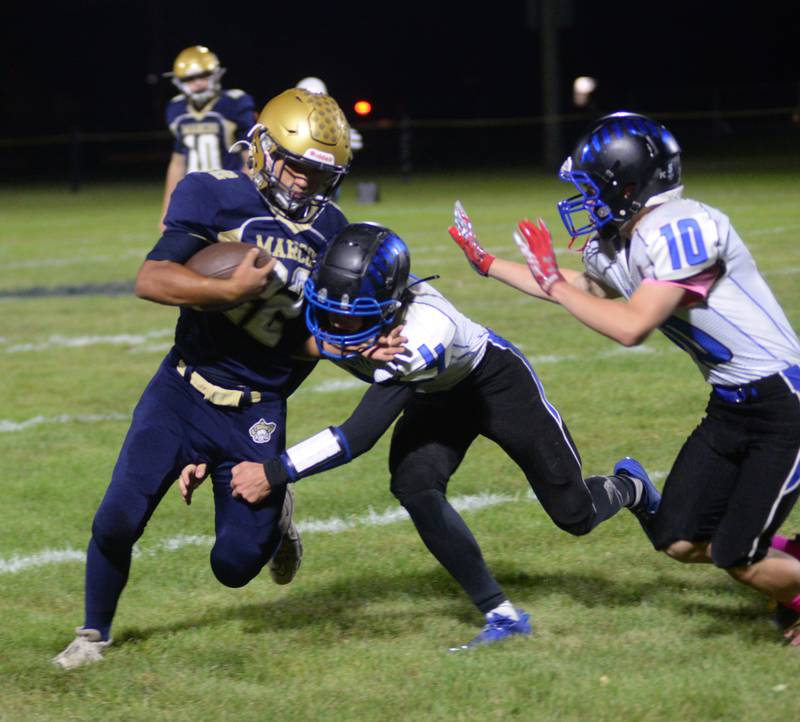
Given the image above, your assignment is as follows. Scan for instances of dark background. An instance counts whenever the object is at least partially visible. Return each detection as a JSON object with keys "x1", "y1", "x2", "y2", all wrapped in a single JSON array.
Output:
[{"x1": 3, "y1": 0, "x2": 799, "y2": 179}]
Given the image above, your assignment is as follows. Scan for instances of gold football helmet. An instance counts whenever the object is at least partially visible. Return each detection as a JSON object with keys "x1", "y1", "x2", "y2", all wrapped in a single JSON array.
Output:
[
  {"x1": 164, "y1": 46, "x2": 225, "y2": 107},
  {"x1": 248, "y1": 88, "x2": 352, "y2": 223}
]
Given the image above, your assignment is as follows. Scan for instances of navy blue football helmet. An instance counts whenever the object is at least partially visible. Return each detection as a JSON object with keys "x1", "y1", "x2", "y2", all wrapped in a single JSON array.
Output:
[
  {"x1": 558, "y1": 112, "x2": 682, "y2": 240},
  {"x1": 305, "y1": 223, "x2": 410, "y2": 359}
]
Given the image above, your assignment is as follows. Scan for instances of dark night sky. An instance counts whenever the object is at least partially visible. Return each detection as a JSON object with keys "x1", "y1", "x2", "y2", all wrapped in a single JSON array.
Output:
[{"x1": 3, "y1": 0, "x2": 799, "y2": 137}]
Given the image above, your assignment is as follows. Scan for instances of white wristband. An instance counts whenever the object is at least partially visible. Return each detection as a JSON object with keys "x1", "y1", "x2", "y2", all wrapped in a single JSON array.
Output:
[{"x1": 285, "y1": 428, "x2": 343, "y2": 475}]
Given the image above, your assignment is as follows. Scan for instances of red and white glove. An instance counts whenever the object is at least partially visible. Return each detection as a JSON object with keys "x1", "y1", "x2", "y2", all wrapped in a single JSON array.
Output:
[
  {"x1": 513, "y1": 218, "x2": 565, "y2": 294},
  {"x1": 448, "y1": 200, "x2": 495, "y2": 276}
]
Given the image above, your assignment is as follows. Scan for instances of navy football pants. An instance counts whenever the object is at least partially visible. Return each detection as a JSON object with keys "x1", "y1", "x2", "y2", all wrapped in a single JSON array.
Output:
[{"x1": 85, "y1": 356, "x2": 287, "y2": 634}]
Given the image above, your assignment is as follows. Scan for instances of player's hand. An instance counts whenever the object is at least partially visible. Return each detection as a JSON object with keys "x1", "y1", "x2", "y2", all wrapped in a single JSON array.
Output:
[
  {"x1": 179, "y1": 462, "x2": 208, "y2": 506},
  {"x1": 513, "y1": 218, "x2": 565, "y2": 294},
  {"x1": 350, "y1": 128, "x2": 364, "y2": 151},
  {"x1": 363, "y1": 324, "x2": 408, "y2": 362},
  {"x1": 228, "y1": 250, "x2": 277, "y2": 302},
  {"x1": 231, "y1": 461, "x2": 272, "y2": 504},
  {"x1": 448, "y1": 201, "x2": 495, "y2": 276}
]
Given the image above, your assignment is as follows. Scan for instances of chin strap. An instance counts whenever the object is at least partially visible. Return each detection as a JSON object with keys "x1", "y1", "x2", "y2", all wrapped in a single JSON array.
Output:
[{"x1": 407, "y1": 274, "x2": 440, "y2": 289}]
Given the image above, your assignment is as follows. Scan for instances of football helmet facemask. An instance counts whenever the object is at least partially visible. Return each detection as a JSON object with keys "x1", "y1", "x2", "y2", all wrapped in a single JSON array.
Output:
[
  {"x1": 165, "y1": 46, "x2": 225, "y2": 107},
  {"x1": 248, "y1": 88, "x2": 352, "y2": 224},
  {"x1": 305, "y1": 223, "x2": 410, "y2": 359},
  {"x1": 558, "y1": 112, "x2": 682, "y2": 241}
]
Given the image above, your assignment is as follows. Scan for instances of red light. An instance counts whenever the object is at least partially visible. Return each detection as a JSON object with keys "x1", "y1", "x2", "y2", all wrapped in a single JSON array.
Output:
[{"x1": 354, "y1": 100, "x2": 372, "y2": 116}]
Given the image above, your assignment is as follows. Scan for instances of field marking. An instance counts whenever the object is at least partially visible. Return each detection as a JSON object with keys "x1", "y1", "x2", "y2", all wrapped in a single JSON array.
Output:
[
  {"x1": 762, "y1": 267, "x2": 800, "y2": 277},
  {"x1": 746, "y1": 224, "x2": 800, "y2": 238},
  {"x1": 0, "y1": 412, "x2": 131, "y2": 433},
  {"x1": 0, "y1": 249, "x2": 147, "y2": 270},
  {"x1": 3, "y1": 329, "x2": 173, "y2": 353},
  {"x1": 0, "y1": 476, "x2": 669, "y2": 576},
  {"x1": 0, "y1": 492, "x2": 523, "y2": 575}
]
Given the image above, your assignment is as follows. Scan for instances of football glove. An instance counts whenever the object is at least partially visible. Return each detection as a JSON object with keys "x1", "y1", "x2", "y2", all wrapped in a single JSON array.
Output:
[
  {"x1": 513, "y1": 218, "x2": 565, "y2": 293},
  {"x1": 448, "y1": 200, "x2": 495, "y2": 276}
]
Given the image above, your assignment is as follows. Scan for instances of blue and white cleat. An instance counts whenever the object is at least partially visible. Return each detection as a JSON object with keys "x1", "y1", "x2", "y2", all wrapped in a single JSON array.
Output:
[
  {"x1": 448, "y1": 610, "x2": 532, "y2": 652},
  {"x1": 614, "y1": 456, "x2": 661, "y2": 540}
]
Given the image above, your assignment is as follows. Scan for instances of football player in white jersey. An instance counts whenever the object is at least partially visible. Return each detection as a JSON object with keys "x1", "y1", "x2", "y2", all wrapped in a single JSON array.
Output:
[
  {"x1": 188, "y1": 222, "x2": 661, "y2": 650},
  {"x1": 449, "y1": 112, "x2": 800, "y2": 644}
]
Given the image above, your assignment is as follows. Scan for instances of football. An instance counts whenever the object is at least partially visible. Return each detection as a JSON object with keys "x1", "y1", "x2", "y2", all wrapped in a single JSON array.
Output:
[{"x1": 185, "y1": 243, "x2": 271, "y2": 279}]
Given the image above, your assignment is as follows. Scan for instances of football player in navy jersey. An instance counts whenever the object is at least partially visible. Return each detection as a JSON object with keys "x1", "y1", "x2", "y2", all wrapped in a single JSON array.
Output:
[
  {"x1": 160, "y1": 46, "x2": 256, "y2": 229},
  {"x1": 54, "y1": 88, "x2": 389, "y2": 669},
  {"x1": 450, "y1": 112, "x2": 800, "y2": 645},
  {"x1": 193, "y1": 222, "x2": 661, "y2": 651}
]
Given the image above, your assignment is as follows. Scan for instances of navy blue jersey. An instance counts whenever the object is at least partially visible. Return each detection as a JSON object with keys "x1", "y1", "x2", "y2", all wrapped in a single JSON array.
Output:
[
  {"x1": 149, "y1": 170, "x2": 348, "y2": 397},
  {"x1": 166, "y1": 89, "x2": 256, "y2": 172}
]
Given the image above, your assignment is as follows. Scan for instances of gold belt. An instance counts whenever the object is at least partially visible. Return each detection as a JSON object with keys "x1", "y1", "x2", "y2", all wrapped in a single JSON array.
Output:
[{"x1": 176, "y1": 359, "x2": 262, "y2": 407}]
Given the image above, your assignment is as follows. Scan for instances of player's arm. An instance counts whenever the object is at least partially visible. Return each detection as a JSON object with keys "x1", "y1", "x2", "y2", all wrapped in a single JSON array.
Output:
[
  {"x1": 514, "y1": 217, "x2": 684, "y2": 346},
  {"x1": 549, "y1": 280, "x2": 685, "y2": 346},
  {"x1": 295, "y1": 326, "x2": 409, "y2": 362},
  {"x1": 160, "y1": 152, "x2": 187, "y2": 231},
  {"x1": 447, "y1": 201, "x2": 604, "y2": 301},
  {"x1": 487, "y1": 257, "x2": 597, "y2": 300},
  {"x1": 135, "y1": 250, "x2": 276, "y2": 308},
  {"x1": 229, "y1": 382, "x2": 415, "y2": 503}
]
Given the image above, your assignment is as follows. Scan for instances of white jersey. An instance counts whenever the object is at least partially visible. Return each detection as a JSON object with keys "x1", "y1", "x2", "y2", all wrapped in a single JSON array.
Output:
[
  {"x1": 336, "y1": 279, "x2": 489, "y2": 392},
  {"x1": 583, "y1": 197, "x2": 800, "y2": 386}
]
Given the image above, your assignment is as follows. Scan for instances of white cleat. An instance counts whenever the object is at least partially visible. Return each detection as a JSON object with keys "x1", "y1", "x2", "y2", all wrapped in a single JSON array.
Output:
[
  {"x1": 52, "y1": 628, "x2": 112, "y2": 669},
  {"x1": 268, "y1": 486, "x2": 303, "y2": 585}
]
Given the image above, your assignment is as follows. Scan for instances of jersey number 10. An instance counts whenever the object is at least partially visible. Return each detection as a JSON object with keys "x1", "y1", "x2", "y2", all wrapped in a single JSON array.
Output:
[
  {"x1": 659, "y1": 219, "x2": 708, "y2": 270},
  {"x1": 185, "y1": 134, "x2": 223, "y2": 173}
]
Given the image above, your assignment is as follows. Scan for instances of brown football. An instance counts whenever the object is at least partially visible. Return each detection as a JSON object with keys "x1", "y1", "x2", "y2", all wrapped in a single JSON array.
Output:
[{"x1": 185, "y1": 243, "x2": 271, "y2": 279}]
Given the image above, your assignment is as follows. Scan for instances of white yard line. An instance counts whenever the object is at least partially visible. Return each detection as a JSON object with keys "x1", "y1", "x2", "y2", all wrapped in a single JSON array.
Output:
[
  {"x1": 0, "y1": 478, "x2": 669, "y2": 576},
  {"x1": 0, "y1": 492, "x2": 522, "y2": 575},
  {"x1": 0, "y1": 412, "x2": 130, "y2": 433},
  {"x1": 3, "y1": 329, "x2": 173, "y2": 353},
  {"x1": 0, "y1": 249, "x2": 147, "y2": 270}
]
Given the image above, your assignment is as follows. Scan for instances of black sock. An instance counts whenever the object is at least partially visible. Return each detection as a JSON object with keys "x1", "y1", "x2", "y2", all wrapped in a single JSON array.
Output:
[
  {"x1": 583, "y1": 474, "x2": 637, "y2": 531},
  {"x1": 400, "y1": 488, "x2": 506, "y2": 614}
]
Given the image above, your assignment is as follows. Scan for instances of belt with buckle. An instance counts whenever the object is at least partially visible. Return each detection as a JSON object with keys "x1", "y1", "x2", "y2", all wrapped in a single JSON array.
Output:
[{"x1": 176, "y1": 359, "x2": 262, "y2": 407}]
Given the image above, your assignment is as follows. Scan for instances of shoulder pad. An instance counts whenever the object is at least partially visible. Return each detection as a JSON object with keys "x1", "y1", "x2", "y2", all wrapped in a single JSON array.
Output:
[
  {"x1": 225, "y1": 89, "x2": 246, "y2": 99},
  {"x1": 379, "y1": 303, "x2": 456, "y2": 383},
  {"x1": 634, "y1": 200, "x2": 721, "y2": 281}
]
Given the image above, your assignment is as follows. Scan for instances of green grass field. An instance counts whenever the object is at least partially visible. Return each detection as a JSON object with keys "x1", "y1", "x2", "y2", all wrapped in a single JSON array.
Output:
[{"x1": 1, "y1": 166, "x2": 799, "y2": 721}]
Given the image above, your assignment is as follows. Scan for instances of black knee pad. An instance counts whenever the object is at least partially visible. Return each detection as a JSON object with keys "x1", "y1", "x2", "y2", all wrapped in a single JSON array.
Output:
[
  {"x1": 390, "y1": 469, "x2": 445, "y2": 505},
  {"x1": 393, "y1": 488, "x2": 452, "y2": 536},
  {"x1": 393, "y1": 485, "x2": 440, "y2": 510}
]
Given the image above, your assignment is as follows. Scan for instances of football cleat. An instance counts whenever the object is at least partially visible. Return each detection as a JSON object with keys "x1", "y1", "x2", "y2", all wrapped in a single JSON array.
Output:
[
  {"x1": 772, "y1": 602, "x2": 799, "y2": 631},
  {"x1": 771, "y1": 602, "x2": 800, "y2": 647},
  {"x1": 614, "y1": 456, "x2": 661, "y2": 539},
  {"x1": 52, "y1": 628, "x2": 112, "y2": 670},
  {"x1": 268, "y1": 486, "x2": 303, "y2": 585},
  {"x1": 448, "y1": 610, "x2": 532, "y2": 652}
]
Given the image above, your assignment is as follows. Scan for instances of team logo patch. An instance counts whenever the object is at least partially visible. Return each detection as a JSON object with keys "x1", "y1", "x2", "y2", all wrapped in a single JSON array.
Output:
[{"x1": 249, "y1": 418, "x2": 277, "y2": 444}]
